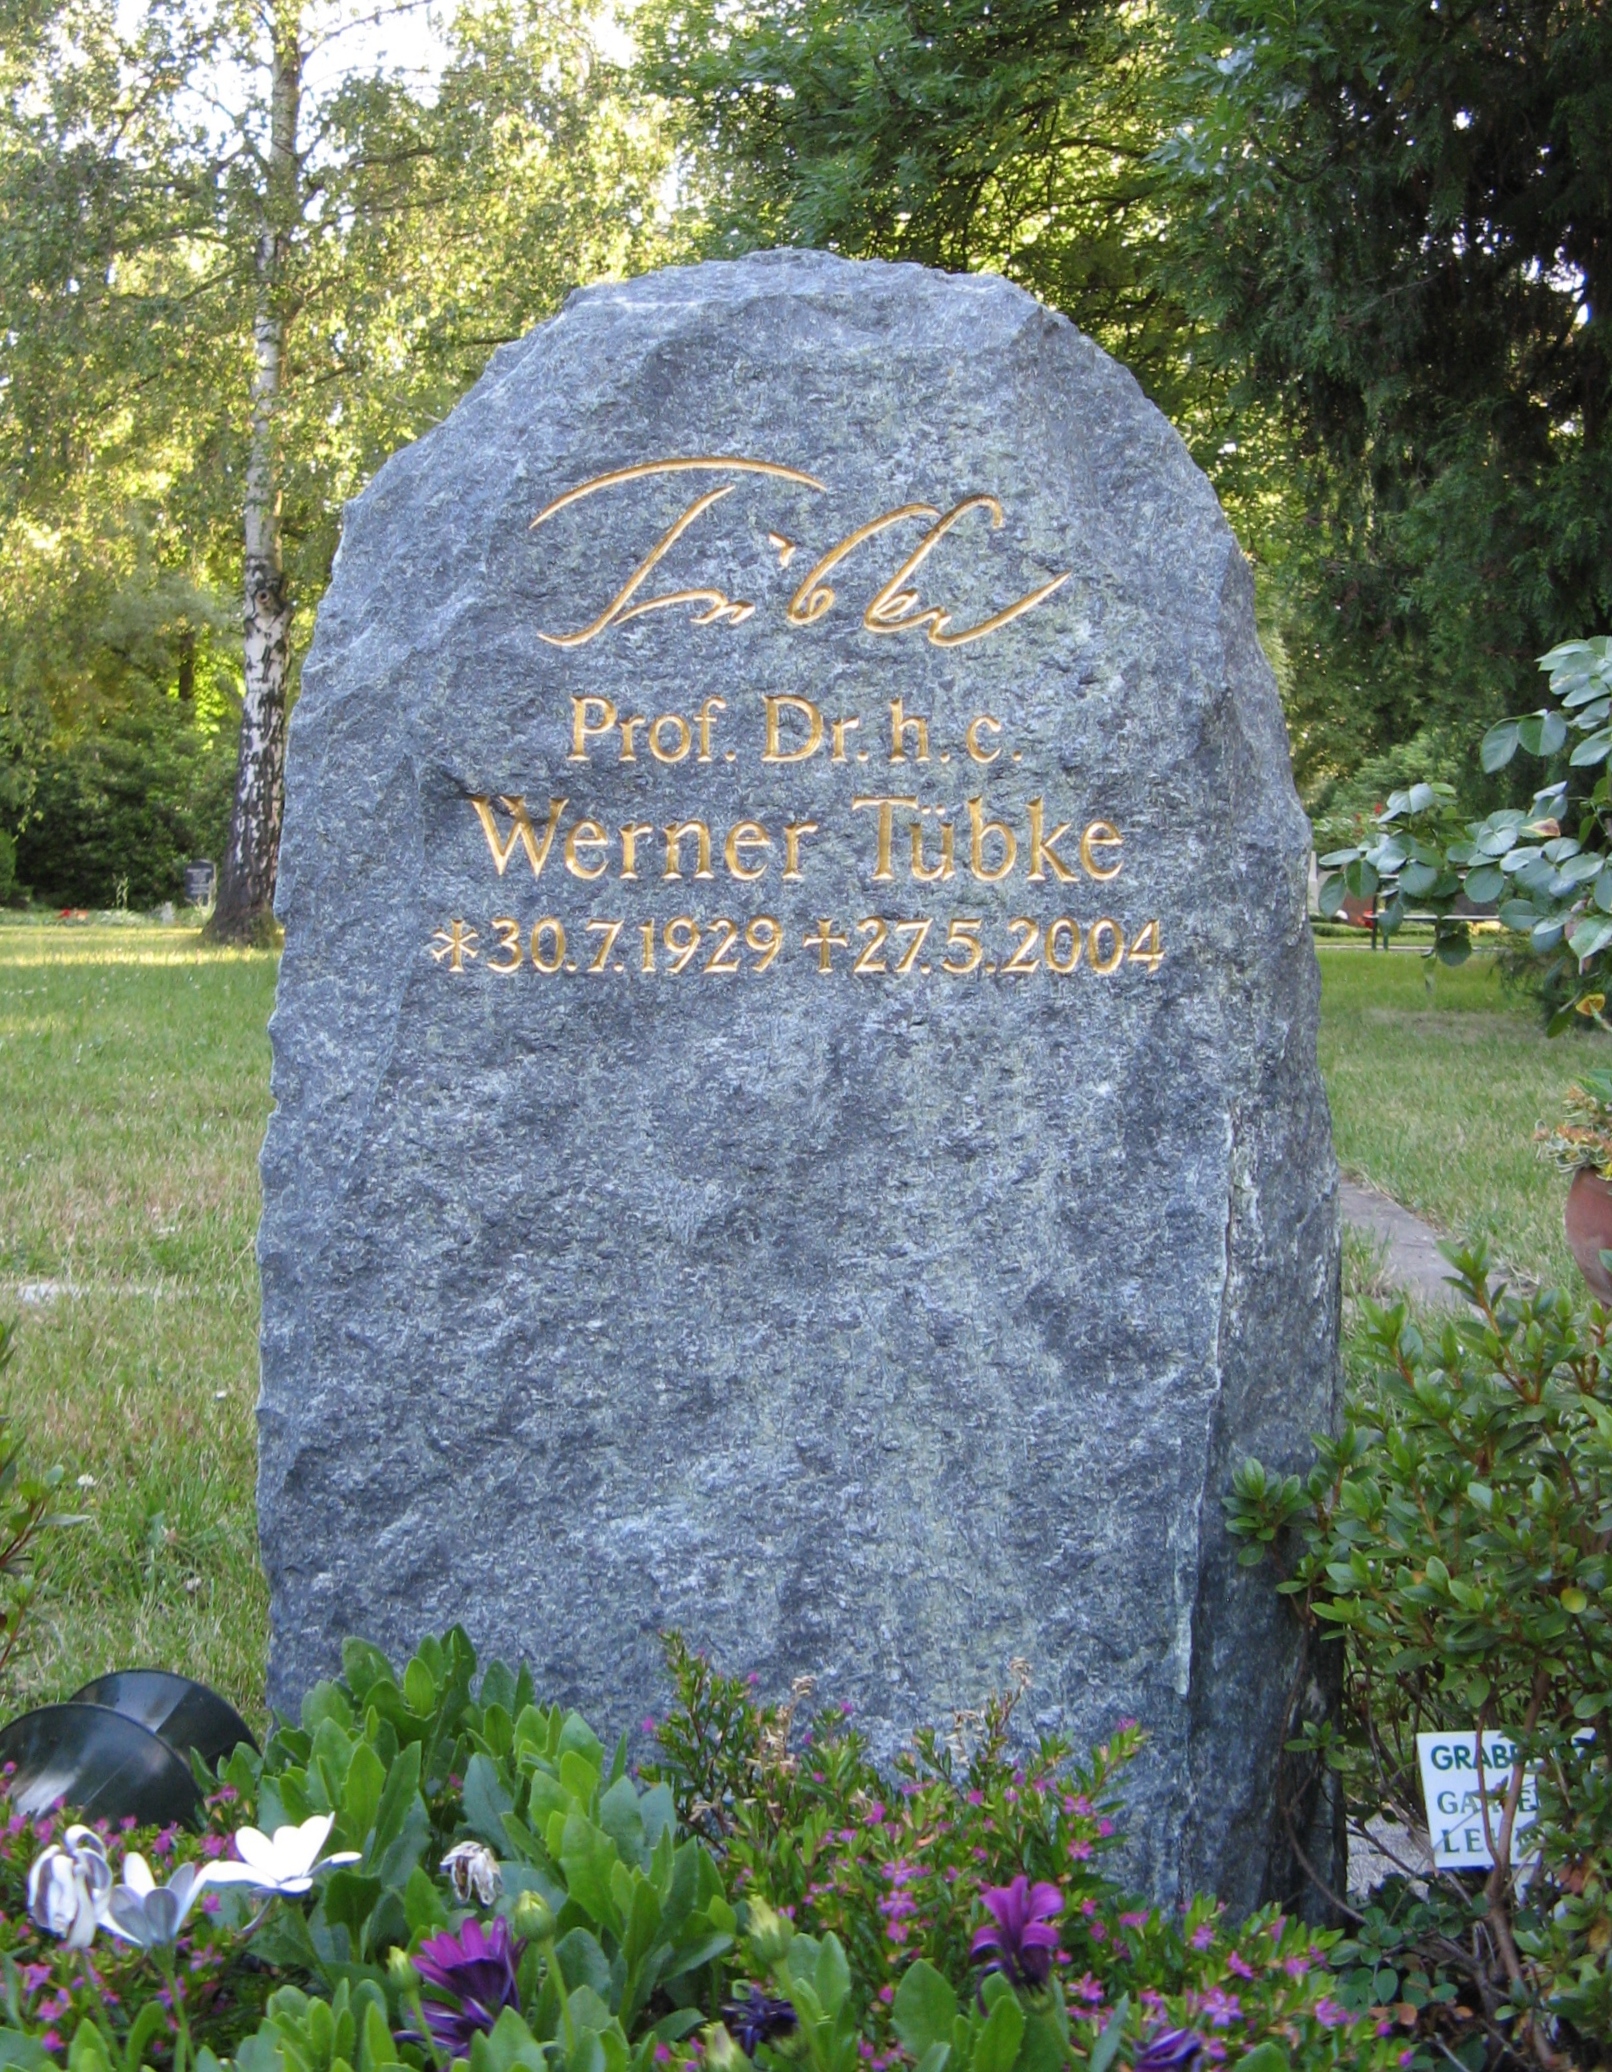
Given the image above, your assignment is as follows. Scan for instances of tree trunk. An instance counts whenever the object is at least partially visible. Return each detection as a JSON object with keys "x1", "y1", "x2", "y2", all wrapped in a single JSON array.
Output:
[{"x1": 208, "y1": 6, "x2": 300, "y2": 945}]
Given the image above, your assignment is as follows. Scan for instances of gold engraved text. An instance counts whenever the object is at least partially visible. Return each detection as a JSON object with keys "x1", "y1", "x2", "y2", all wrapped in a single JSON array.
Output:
[{"x1": 531, "y1": 458, "x2": 1069, "y2": 650}]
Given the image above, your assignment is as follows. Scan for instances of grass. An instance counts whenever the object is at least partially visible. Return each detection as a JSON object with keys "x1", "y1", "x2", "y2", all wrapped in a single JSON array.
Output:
[
  {"x1": 0, "y1": 917, "x2": 276, "y2": 1724},
  {"x1": 0, "y1": 919, "x2": 1596, "y2": 1719},
  {"x1": 1317, "y1": 941, "x2": 1609, "y2": 1290}
]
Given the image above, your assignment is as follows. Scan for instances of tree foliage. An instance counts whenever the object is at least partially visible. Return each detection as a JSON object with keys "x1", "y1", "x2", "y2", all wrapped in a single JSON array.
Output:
[
  {"x1": 642, "y1": 0, "x2": 1612, "y2": 804},
  {"x1": 0, "y1": 0, "x2": 676, "y2": 910},
  {"x1": 1157, "y1": 0, "x2": 1612, "y2": 774}
]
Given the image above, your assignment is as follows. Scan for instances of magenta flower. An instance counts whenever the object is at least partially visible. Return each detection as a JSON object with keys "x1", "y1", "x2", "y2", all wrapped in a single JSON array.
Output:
[
  {"x1": 1134, "y1": 2031, "x2": 1202, "y2": 2070},
  {"x1": 413, "y1": 1915, "x2": 524, "y2": 2054},
  {"x1": 970, "y1": 1877, "x2": 1062, "y2": 1990}
]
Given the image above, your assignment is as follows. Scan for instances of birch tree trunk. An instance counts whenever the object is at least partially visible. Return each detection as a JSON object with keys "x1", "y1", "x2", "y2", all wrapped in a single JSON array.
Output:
[{"x1": 209, "y1": 5, "x2": 300, "y2": 943}]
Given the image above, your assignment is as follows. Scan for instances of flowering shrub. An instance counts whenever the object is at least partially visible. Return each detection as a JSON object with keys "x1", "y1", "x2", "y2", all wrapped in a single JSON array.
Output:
[
  {"x1": 0, "y1": 1631, "x2": 1419, "y2": 2072},
  {"x1": 1228, "y1": 1246, "x2": 1612, "y2": 2069},
  {"x1": 646, "y1": 1640, "x2": 1411, "y2": 2072}
]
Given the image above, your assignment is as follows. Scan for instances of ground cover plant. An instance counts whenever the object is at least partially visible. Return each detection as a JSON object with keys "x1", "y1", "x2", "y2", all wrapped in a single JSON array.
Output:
[{"x1": 0, "y1": 1628, "x2": 1412, "y2": 2072}]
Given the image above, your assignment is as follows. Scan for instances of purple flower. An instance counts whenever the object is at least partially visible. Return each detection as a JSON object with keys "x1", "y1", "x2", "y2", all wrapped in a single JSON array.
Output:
[
  {"x1": 413, "y1": 1915, "x2": 524, "y2": 2054},
  {"x1": 970, "y1": 1877, "x2": 1062, "y2": 1990},
  {"x1": 1134, "y1": 2031, "x2": 1203, "y2": 2071},
  {"x1": 721, "y1": 1990, "x2": 798, "y2": 2056}
]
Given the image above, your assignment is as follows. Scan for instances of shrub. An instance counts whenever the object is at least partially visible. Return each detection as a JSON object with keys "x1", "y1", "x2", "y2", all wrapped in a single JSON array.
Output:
[
  {"x1": 0, "y1": 829, "x2": 16, "y2": 905},
  {"x1": 12, "y1": 702, "x2": 234, "y2": 911},
  {"x1": 1228, "y1": 1247, "x2": 1612, "y2": 2068},
  {"x1": 1314, "y1": 637, "x2": 1612, "y2": 1025}
]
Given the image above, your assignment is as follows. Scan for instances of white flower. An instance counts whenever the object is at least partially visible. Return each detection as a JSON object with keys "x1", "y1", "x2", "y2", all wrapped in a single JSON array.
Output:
[
  {"x1": 200, "y1": 1811, "x2": 360, "y2": 1896},
  {"x1": 441, "y1": 1840, "x2": 502, "y2": 1906},
  {"x1": 27, "y1": 1826, "x2": 113, "y2": 1949},
  {"x1": 104, "y1": 1855, "x2": 206, "y2": 1948}
]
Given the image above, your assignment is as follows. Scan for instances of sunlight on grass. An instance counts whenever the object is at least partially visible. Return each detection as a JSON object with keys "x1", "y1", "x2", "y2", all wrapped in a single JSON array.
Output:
[
  {"x1": 1318, "y1": 944, "x2": 1608, "y2": 1291},
  {"x1": 0, "y1": 917, "x2": 276, "y2": 1723}
]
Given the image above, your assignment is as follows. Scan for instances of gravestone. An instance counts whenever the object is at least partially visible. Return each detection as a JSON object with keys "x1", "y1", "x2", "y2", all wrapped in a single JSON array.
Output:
[{"x1": 259, "y1": 251, "x2": 1340, "y2": 1908}]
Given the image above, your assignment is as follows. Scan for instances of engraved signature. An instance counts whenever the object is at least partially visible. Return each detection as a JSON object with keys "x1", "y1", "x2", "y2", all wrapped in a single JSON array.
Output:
[{"x1": 529, "y1": 457, "x2": 1068, "y2": 650}]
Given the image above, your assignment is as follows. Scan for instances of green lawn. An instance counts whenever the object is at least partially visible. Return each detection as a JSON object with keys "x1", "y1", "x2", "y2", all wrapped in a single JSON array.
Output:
[
  {"x1": 0, "y1": 918, "x2": 275, "y2": 1722},
  {"x1": 0, "y1": 920, "x2": 1595, "y2": 1719},
  {"x1": 1318, "y1": 942, "x2": 1607, "y2": 1291}
]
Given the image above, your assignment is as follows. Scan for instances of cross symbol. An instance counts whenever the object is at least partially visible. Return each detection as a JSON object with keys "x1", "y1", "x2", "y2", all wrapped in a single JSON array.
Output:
[{"x1": 803, "y1": 918, "x2": 849, "y2": 973}]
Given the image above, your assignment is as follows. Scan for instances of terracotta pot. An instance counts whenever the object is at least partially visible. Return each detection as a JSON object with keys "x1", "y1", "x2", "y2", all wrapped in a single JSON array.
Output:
[{"x1": 1565, "y1": 1169, "x2": 1612, "y2": 1298}]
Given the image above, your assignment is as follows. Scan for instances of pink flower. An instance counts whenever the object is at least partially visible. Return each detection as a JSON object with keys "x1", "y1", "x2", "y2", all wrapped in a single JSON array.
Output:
[
  {"x1": 877, "y1": 1987, "x2": 894, "y2": 2006},
  {"x1": 966, "y1": 1791, "x2": 984, "y2": 1807},
  {"x1": 1197, "y1": 1988, "x2": 1240, "y2": 2028},
  {"x1": 1190, "y1": 1924, "x2": 1216, "y2": 1951},
  {"x1": 1227, "y1": 1953, "x2": 1254, "y2": 1979},
  {"x1": 1314, "y1": 2000, "x2": 1348, "y2": 2029},
  {"x1": 1068, "y1": 1838, "x2": 1093, "y2": 1860}
]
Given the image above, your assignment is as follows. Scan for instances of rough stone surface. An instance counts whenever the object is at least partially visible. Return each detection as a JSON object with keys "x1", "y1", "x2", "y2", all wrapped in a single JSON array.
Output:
[{"x1": 260, "y1": 250, "x2": 1341, "y2": 1909}]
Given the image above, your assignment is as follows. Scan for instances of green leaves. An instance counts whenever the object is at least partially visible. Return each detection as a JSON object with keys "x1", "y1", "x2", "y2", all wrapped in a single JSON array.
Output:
[
  {"x1": 1313, "y1": 639, "x2": 1612, "y2": 1012},
  {"x1": 1237, "y1": 1245, "x2": 1612, "y2": 2033},
  {"x1": 891, "y1": 1960, "x2": 958, "y2": 2062}
]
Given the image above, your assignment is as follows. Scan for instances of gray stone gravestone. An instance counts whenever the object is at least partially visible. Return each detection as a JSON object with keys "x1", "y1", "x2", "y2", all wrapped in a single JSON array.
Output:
[{"x1": 259, "y1": 250, "x2": 1340, "y2": 1908}]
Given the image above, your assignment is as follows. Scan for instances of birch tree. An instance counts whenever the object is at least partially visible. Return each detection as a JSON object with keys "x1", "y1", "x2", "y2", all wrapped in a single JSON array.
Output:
[{"x1": 0, "y1": 0, "x2": 672, "y2": 935}]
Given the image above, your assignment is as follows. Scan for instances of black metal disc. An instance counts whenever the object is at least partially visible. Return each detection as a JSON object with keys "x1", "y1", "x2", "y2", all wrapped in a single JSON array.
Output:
[
  {"x1": 71, "y1": 1670, "x2": 258, "y2": 1768},
  {"x1": 0, "y1": 1703, "x2": 203, "y2": 1826}
]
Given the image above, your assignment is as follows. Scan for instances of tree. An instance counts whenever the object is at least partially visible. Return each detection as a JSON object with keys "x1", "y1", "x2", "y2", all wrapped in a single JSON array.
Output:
[
  {"x1": 637, "y1": 0, "x2": 1212, "y2": 427},
  {"x1": 0, "y1": 0, "x2": 673, "y2": 929},
  {"x1": 1155, "y1": 0, "x2": 1612, "y2": 785}
]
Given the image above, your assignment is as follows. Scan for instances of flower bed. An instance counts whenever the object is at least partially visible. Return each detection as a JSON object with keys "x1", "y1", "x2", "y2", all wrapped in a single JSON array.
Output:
[{"x1": 0, "y1": 1631, "x2": 1409, "y2": 2072}]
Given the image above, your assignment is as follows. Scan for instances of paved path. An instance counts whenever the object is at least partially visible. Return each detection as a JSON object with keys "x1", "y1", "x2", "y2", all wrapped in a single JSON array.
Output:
[{"x1": 1340, "y1": 1178, "x2": 1464, "y2": 1307}]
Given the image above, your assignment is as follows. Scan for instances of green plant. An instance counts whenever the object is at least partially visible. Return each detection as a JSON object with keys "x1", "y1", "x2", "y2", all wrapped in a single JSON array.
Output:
[
  {"x1": 1316, "y1": 640, "x2": 1612, "y2": 1025},
  {"x1": 647, "y1": 1642, "x2": 1412, "y2": 2072},
  {"x1": 14, "y1": 703, "x2": 235, "y2": 914},
  {"x1": 0, "y1": 831, "x2": 16, "y2": 906},
  {"x1": 1228, "y1": 1247, "x2": 1612, "y2": 2067},
  {"x1": 231, "y1": 1980, "x2": 408, "y2": 2072},
  {"x1": 220, "y1": 1631, "x2": 734, "y2": 2043},
  {"x1": 1536, "y1": 1074, "x2": 1612, "y2": 1179}
]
